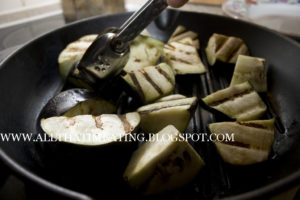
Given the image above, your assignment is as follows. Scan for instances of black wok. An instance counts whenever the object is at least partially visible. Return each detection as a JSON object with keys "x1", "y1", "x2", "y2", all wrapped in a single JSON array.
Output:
[{"x1": 0, "y1": 10, "x2": 300, "y2": 200}]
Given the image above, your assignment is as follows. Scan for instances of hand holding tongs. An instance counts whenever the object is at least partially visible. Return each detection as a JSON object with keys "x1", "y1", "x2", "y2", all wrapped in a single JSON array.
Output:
[{"x1": 76, "y1": 0, "x2": 170, "y2": 86}]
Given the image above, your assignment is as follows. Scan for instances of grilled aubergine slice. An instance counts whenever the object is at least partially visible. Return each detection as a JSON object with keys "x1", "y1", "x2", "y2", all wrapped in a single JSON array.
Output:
[
  {"x1": 205, "y1": 33, "x2": 249, "y2": 66},
  {"x1": 202, "y1": 82, "x2": 267, "y2": 121},
  {"x1": 137, "y1": 95, "x2": 198, "y2": 133},
  {"x1": 123, "y1": 63, "x2": 175, "y2": 104},
  {"x1": 168, "y1": 25, "x2": 200, "y2": 49},
  {"x1": 63, "y1": 99, "x2": 116, "y2": 117},
  {"x1": 124, "y1": 125, "x2": 205, "y2": 195},
  {"x1": 58, "y1": 34, "x2": 97, "y2": 88},
  {"x1": 41, "y1": 112, "x2": 140, "y2": 145},
  {"x1": 163, "y1": 41, "x2": 206, "y2": 75},
  {"x1": 230, "y1": 55, "x2": 267, "y2": 92},
  {"x1": 123, "y1": 35, "x2": 164, "y2": 72},
  {"x1": 209, "y1": 119, "x2": 274, "y2": 165}
]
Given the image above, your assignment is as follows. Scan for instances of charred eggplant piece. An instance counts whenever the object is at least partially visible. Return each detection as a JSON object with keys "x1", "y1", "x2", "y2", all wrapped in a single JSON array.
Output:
[
  {"x1": 58, "y1": 34, "x2": 97, "y2": 88},
  {"x1": 230, "y1": 55, "x2": 267, "y2": 92},
  {"x1": 209, "y1": 119, "x2": 274, "y2": 165},
  {"x1": 156, "y1": 94, "x2": 186, "y2": 102},
  {"x1": 137, "y1": 95, "x2": 197, "y2": 133},
  {"x1": 123, "y1": 63, "x2": 175, "y2": 104},
  {"x1": 205, "y1": 33, "x2": 249, "y2": 66},
  {"x1": 41, "y1": 112, "x2": 140, "y2": 145},
  {"x1": 202, "y1": 82, "x2": 267, "y2": 121},
  {"x1": 168, "y1": 25, "x2": 200, "y2": 49},
  {"x1": 124, "y1": 35, "x2": 164, "y2": 72},
  {"x1": 163, "y1": 41, "x2": 206, "y2": 74},
  {"x1": 123, "y1": 125, "x2": 204, "y2": 195}
]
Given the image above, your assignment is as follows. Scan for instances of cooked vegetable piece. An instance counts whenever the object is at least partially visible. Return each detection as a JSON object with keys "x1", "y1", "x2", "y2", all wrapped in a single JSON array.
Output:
[
  {"x1": 137, "y1": 95, "x2": 197, "y2": 133},
  {"x1": 202, "y1": 82, "x2": 267, "y2": 121},
  {"x1": 209, "y1": 119, "x2": 274, "y2": 165},
  {"x1": 205, "y1": 33, "x2": 249, "y2": 65},
  {"x1": 123, "y1": 63, "x2": 175, "y2": 104},
  {"x1": 124, "y1": 35, "x2": 164, "y2": 72},
  {"x1": 163, "y1": 41, "x2": 206, "y2": 74},
  {"x1": 156, "y1": 94, "x2": 186, "y2": 102},
  {"x1": 63, "y1": 99, "x2": 116, "y2": 117},
  {"x1": 41, "y1": 112, "x2": 140, "y2": 145},
  {"x1": 124, "y1": 125, "x2": 204, "y2": 195},
  {"x1": 230, "y1": 55, "x2": 267, "y2": 92},
  {"x1": 168, "y1": 25, "x2": 200, "y2": 49}
]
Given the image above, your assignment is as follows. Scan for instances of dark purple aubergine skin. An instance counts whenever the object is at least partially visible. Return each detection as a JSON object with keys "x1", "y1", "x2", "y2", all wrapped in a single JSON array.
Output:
[{"x1": 0, "y1": 10, "x2": 300, "y2": 200}]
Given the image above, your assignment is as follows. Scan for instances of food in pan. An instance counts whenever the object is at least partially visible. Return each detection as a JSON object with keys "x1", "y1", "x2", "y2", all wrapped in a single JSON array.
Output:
[
  {"x1": 123, "y1": 125, "x2": 205, "y2": 195},
  {"x1": 137, "y1": 95, "x2": 198, "y2": 133},
  {"x1": 41, "y1": 112, "x2": 140, "y2": 145},
  {"x1": 163, "y1": 41, "x2": 206, "y2": 74},
  {"x1": 63, "y1": 99, "x2": 116, "y2": 117},
  {"x1": 123, "y1": 63, "x2": 175, "y2": 104},
  {"x1": 209, "y1": 119, "x2": 274, "y2": 165},
  {"x1": 123, "y1": 35, "x2": 164, "y2": 72},
  {"x1": 205, "y1": 33, "x2": 249, "y2": 65},
  {"x1": 230, "y1": 55, "x2": 267, "y2": 92},
  {"x1": 168, "y1": 25, "x2": 200, "y2": 49},
  {"x1": 202, "y1": 82, "x2": 267, "y2": 121}
]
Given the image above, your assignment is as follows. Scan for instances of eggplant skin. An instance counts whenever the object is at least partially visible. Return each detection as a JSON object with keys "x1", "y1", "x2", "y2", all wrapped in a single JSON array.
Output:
[
  {"x1": 230, "y1": 55, "x2": 267, "y2": 92},
  {"x1": 137, "y1": 96, "x2": 198, "y2": 133},
  {"x1": 202, "y1": 82, "x2": 267, "y2": 121},
  {"x1": 209, "y1": 119, "x2": 274, "y2": 165},
  {"x1": 41, "y1": 112, "x2": 140, "y2": 146},
  {"x1": 205, "y1": 33, "x2": 249, "y2": 65},
  {"x1": 123, "y1": 125, "x2": 205, "y2": 195}
]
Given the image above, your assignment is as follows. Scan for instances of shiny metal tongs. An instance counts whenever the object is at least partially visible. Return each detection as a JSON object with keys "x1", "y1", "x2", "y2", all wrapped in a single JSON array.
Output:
[{"x1": 76, "y1": 0, "x2": 169, "y2": 86}]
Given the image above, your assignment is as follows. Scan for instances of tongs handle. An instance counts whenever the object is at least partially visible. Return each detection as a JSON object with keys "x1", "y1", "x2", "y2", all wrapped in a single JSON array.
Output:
[{"x1": 112, "y1": 0, "x2": 168, "y2": 52}]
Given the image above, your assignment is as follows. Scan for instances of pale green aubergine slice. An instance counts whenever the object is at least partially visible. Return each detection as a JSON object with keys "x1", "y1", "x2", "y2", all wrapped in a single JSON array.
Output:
[
  {"x1": 230, "y1": 55, "x2": 267, "y2": 92},
  {"x1": 123, "y1": 63, "x2": 175, "y2": 104},
  {"x1": 41, "y1": 112, "x2": 140, "y2": 146},
  {"x1": 202, "y1": 82, "x2": 267, "y2": 121},
  {"x1": 163, "y1": 41, "x2": 206, "y2": 75},
  {"x1": 209, "y1": 119, "x2": 274, "y2": 165},
  {"x1": 137, "y1": 95, "x2": 197, "y2": 133},
  {"x1": 123, "y1": 35, "x2": 164, "y2": 72},
  {"x1": 63, "y1": 99, "x2": 116, "y2": 117},
  {"x1": 123, "y1": 125, "x2": 205, "y2": 195},
  {"x1": 205, "y1": 33, "x2": 249, "y2": 66},
  {"x1": 168, "y1": 25, "x2": 200, "y2": 49}
]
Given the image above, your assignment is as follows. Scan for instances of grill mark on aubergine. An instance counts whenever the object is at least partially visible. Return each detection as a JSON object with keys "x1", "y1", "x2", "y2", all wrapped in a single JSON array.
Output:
[
  {"x1": 142, "y1": 71, "x2": 163, "y2": 95},
  {"x1": 220, "y1": 141, "x2": 250, "y2": 148},
  {"x1": 207, "y1": 89, "x2": 253, "y2": 107},
  {"x1": 171, "y1": 30, "x2": 186, "y2": 38},
  {"x1": 165, "y1": 44, "x2": 176, "y2": 50},
  {"x1": 237, "y1": 122, "x2": 267, "y2": 129},
  {"x1": 226, "y1": 41, "x2": 245, "y2": 62},
  {"x1": 170, "y1": 57, "x2": 193, "y2": 65},
  {"x1": 118, "y1": 115, "x2": 133, "y2": 133},
  {"x1": 215, "y1": 36, "x2": 228, "y2": 52},
  {"x1": 129, "y1": 72, "x2": 145, "y2": 102},
  {"x1": 155, "y1": 66, "x2": 173, "y2": 84},
  {"x1": 94, "y1": 116, "x2": 103, "y2": 130},
  {"x1": 139, "y1": 103, "x2": 193, "y2": 114}
]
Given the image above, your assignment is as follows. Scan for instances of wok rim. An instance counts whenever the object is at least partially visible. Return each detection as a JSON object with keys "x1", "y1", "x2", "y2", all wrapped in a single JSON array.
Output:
[{"x1": 0, "y1": 10, "x2": 299, "y2": 200}]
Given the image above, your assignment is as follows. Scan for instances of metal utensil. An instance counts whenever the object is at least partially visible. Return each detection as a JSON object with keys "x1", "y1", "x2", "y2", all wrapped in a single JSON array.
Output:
[{"x1": 76, "y1": 0, "x2": 168, "y2": 86}]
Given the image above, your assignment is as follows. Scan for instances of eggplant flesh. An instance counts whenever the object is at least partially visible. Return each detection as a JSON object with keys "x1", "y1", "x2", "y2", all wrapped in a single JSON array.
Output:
[
  {"x1": 205, "y1": 33, "x2": 249, "y2": 65},
  {"x1": 123, "y1": 125, "x2": 204, "y2": 195},
  {"x1": 209, "y1": 119, "x2": 274, "y2": 165},
  {"x1": 41, "y1": 112, "x2": 140, "y2": 145},
  {"x1": 163, "y1": 41, "x2": 206, "y2": 75},
  {"x1": 137, "y1": 95, "x2": 198, "y2": 133},
  {"x1": 168, "y1": 25, "x2": 200, "y2": 49},
  {"x1": 202, "y1": 82, "x2": 267, "y2": 121},
  {"x1": 123, "y1": 63, "x2": 175, "y2": 104},
  {"x1": 230, "y1": 55, "x2": 267, "y2": 92},
  {"x1": 123, "y1": 35, "x2": 164, "y2": 72},
  {"x1": 63, "y1": 99, "x2": 116, "y2": 117}
]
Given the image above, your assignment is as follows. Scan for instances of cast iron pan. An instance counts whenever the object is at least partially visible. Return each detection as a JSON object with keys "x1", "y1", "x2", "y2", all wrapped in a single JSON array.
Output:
[{"x1": 0, "y1": 10, "x2": 300, "y2": 200}]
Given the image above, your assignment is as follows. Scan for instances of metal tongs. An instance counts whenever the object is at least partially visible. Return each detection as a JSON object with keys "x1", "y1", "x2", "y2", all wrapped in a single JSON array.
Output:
[{"x1": 76, "y1": 0, "x2": 169, "y2": 86}]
